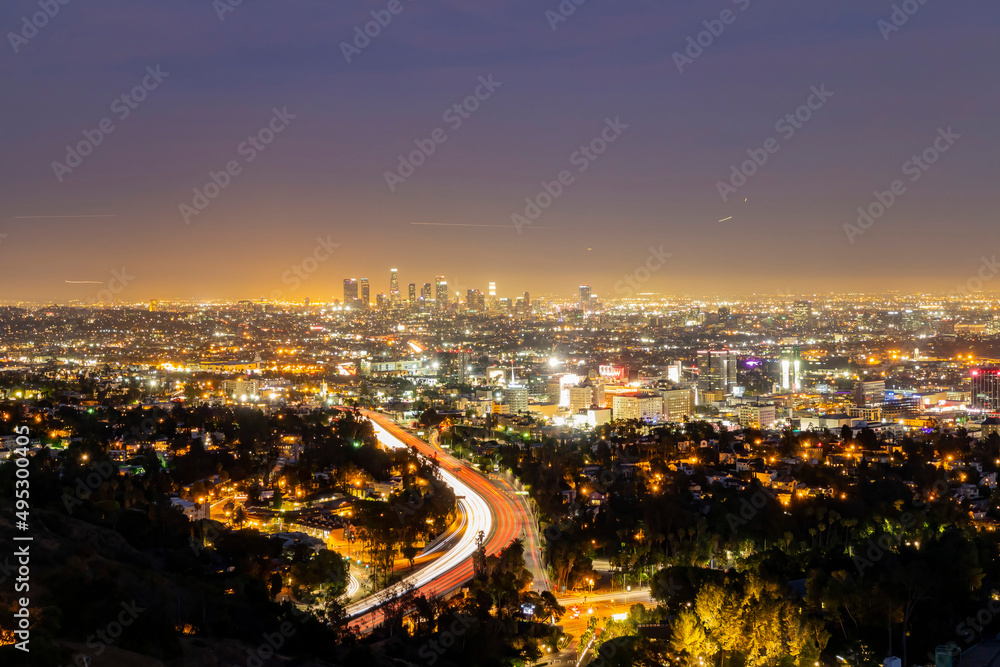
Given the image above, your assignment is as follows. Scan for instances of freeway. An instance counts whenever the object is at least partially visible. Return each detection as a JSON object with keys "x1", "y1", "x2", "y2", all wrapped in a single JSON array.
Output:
[
  {"x1": 494, "y1": 476, "x2": 551, "y2": 593},
  {"x1": 345, "y1": 410, "x2": 524, "y2": 631}
]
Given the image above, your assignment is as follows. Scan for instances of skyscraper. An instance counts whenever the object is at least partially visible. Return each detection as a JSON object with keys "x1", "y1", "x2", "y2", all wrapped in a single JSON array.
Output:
[
  {"x1": 972, "y1": 368, "x2": 1000, "y2": 411},
  {"x1": 408, "y1": 283, "x2": 416, "y2": 304},
  {"x1": 389, "y1": 269, "x2": 400, "y2": 304},
  {"x1": 360, "y1": 278, "x2": 370, "y2": 309},
  {"x1": 466, "y1": 289, "x2": 485, "y2": 311},
  {"x1": 421, "y1": 282, "x2": 432, "y2": 304},
  {"x1": 781, "y1": 346, "x2": 803, "y2": 392},
  {"x1": 696, "y1": 349, "x2": 739, "y2": 394},
  {"x1": 488, "y1": 281, "x2": 497, "y2": 311},
  {"x1": 435, "y1": 276, "x2": 448, "y2": 310},
  {"x1": 579, "y1": 285, "x2": 592, "y2": 312},
  {"x1": 854, "y1": 379, "x2": 886, "y2": 407},
  {"x1": 343, "y1": 279, "x2": 358, "y2": 306},
  {"x1": 793, "y1": 300, "x2": 812, "y2": 327}
]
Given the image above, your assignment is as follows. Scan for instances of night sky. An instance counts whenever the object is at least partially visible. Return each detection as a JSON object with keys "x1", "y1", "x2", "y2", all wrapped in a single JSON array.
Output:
[{"x1": 1, "y1": 0, "x2": 997, "y2": 303}]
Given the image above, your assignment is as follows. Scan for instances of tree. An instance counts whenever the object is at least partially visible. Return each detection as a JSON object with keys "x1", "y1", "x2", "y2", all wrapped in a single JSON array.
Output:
[
  {"x1": 290, "y1": 549, "x2": 349, "y2": 602},
  {"x1": 402, "y1": 542, "x2": 419, "y2": 570},
  {"x1": 670, "y1": 609, "x2": 710, "y2": 664}
]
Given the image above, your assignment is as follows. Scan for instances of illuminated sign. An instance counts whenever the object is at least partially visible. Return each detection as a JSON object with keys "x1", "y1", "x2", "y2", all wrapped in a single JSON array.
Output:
[{"x1": 599, "y1": 365, "x2": 628, "y2": 380}]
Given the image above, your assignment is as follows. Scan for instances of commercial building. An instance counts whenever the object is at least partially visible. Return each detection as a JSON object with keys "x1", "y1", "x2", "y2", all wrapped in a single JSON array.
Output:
[
  {"x1": 972, "y1": 368, "x2": 1000, "y2": 412},
  {"x1": 780, "y1": 347, "x2": 802, "y2": 392},
  {"x1": 793, "y1": 300, "x2": 812, "y2": 327},
  {"x1": 662, "y1": 388, "x2": 694, "y2": 421},
  {"x1": 343, "y1": 279, "x2": 358, "y2": 305},
  {"x1": 435, "y1": 276, "x2": 449, "y2": 310},
  {"x1": 613, "y1": 392, "x2": 663, "y2": 422},
  {"x1": 504, "y1": 384, "x2": 529, "y2": 414},
  {"x1": 389, "y1": 269, "x2": 400, "y2": 304},
  {"x1": 855, "y1": 380, "x2": 886, "y2": 407},
  {"x1": 568, "y1": 385, "x2": 594, "y2": 412},
  {"x1": 360, "y1": 278, "x2": 370, "y2": 308},
  {"x1": 697, "y1": 349, "x2": 738, "y2": 394},
  {"x1": 222, "y1": 377, "x2": 260, "y2": 400},
  {"x1": 739, "y1": 403, "x2": 777, "y2": 429}
]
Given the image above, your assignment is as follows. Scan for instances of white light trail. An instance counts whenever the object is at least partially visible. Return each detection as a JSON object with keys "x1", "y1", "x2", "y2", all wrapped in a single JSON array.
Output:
[{"x1": 344, "y1": 422, "x2": 493, "y2": 620}]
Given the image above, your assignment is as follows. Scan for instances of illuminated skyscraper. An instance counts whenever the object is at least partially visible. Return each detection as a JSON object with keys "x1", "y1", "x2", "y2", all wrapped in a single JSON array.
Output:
[
  {"x1": 360, "y1": 278, "x2": 370, "y2": 308},
  {"x1": 781, "y1": 346, "x2": 803, "y2": 392},
  {"x1": 697, "y1": 349, "x2": 738, "y2": 394},
  {"x1": 408, "y1": 283, "x2": 416, "y2": 303},
  {"x1": 971, "y1": 368, "x2": 1000, "y2": 411},
  {"x1": 343, "y1": 279, "x2": 358, "y2": 305},
  {"x1": 793, "y1": 300, "x2": 812, "y2": 328},
  {"x1": 435, "y1": 276, "x2": 448, "y2": 310},
  {"x1": 466, "y1": 289, "x2": 485, "y2": 311},
  {"x1": 579, "y1": 285, "x2": 592, "y2": 312},
  {"x1": 488, "y1": 281, "x2": 497, "y2": 311},
  {"x1": 389, "y1": 269, "x2": 400, "y2": 304},
  {"x1": 421, "y1": 282, "x2": 432, "y2": 304},
  {"x1": 854, "y1": 379, "x2": 885, "y2": 407}
]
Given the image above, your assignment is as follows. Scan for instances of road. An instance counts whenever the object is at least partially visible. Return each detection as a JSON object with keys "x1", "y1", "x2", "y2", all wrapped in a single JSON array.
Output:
[
  {"x1": 209, "y1": 495, "x2": 233, "y2": 522},
  {"x1": 494, "y1": 476, "x2": 550, "y2": 592},
  {"x1": 345, "y1": 410, "x2": 524, "y2": 631}
]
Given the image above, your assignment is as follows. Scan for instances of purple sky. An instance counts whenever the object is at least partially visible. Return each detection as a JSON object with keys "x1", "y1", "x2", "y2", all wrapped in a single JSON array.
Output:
[{"x1": 1, "y1": 0, "x2": 997, "y2": 303}]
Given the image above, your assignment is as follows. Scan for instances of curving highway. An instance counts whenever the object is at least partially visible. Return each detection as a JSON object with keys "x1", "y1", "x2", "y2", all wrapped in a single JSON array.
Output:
[{"x1": 344, "y1": 410, "x2": 524, "y2": 631}]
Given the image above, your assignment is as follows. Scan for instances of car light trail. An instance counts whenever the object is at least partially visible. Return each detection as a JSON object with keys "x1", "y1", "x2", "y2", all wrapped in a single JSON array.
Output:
[{"x1": 345, "y1": 411, "x2": 523, "y2": 631}]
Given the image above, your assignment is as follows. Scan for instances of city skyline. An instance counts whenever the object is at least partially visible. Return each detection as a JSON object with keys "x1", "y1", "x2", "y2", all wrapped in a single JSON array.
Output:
[{"x1": 2, "y1": 2, "x2": 998, "y2": 301}]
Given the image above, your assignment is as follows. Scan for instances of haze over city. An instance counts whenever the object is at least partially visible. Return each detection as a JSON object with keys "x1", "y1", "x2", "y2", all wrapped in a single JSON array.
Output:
[{"x1": 2, "y1": 1, "x2": 999, "y2": 301}]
